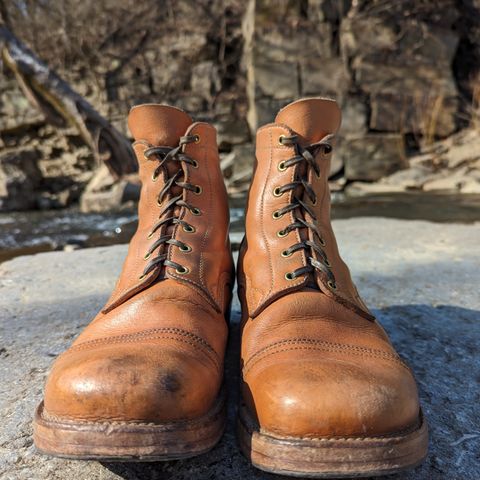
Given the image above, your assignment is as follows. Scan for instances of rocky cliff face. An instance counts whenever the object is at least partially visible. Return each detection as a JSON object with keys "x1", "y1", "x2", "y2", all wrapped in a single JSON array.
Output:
[{"x1": 1, "y1": 0, "x2": 480, "y2": 211}]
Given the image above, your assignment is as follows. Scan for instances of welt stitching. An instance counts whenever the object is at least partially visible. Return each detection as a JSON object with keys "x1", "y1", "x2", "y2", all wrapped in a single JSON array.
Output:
[
  {"x1": 68, "y1": 335, "x2": 220, "y2": 371},
  {"x1": 199, "y1": 145, "x2": 211, "y2": 294},
  {"x1": 244, "y1": 341, "x2": 406, "y2": 374},
  {"x1": 247, "y1": 338, "x2": 402, "y2": 363},
  {"x1": 243, "y1": 346, "x2": 407, "y2": 375},
  {"x1": 71, "y1": 328, "x2": 215, "y2": 354},
  {"x1": 264, "y1": 128, "x2": 275, "y2": 297}
]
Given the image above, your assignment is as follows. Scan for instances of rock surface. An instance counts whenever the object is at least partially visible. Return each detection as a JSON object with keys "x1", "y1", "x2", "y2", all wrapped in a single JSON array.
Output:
[
  {"x1": 2, "y1": 0, "x2": 480, "y2": 210},
  {"x1": 1, "y1": 218, "x2": 479, "y2": 479}
]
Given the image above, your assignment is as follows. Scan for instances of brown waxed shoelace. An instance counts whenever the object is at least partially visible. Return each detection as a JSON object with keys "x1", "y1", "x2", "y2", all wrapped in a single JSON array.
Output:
[
  {"x1": 275, "y1": 134, "x2": 337, "y2": 289},
  {"x1": 140, "y1": 135, "x2": 200, "y2": 279}
]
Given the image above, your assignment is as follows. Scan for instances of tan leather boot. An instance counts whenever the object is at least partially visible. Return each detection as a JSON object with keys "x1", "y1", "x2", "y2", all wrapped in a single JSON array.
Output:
[
  {"x1": 34, "y1": 105, "x2": 234, "y2": 460},
  {"x1": 237, "y1": 98, "x2": 428, "y2": 477}
]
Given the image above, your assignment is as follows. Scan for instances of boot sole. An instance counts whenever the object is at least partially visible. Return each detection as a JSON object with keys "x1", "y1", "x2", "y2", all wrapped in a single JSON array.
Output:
[
  {"x1": 237, "y1": 404, "x2": 428, "y2": 478},
  {"x1": 33, "y1": 388, "x2": 226, "y2": 461}
]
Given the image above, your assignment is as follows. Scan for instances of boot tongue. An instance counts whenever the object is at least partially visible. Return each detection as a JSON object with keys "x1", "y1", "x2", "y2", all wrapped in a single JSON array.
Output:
[
  {"x1": 275, "y1": 97, "x2": 342, "y2": 144},
  {"x1": 128, "y1": 104, "x2": 192, "y2": 146},
  {"x1": 276, "y1": 98, "x2": 341, "y2": 290}
]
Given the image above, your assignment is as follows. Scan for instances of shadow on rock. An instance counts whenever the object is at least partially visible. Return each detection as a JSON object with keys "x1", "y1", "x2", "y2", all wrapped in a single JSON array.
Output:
[{"x1": 102, "y1": 304, "x2": 479, "y2": 480}]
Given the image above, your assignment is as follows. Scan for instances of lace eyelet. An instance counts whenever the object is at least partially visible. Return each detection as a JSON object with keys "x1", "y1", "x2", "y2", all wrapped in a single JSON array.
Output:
[
  {"x1": 324, "y1": 144, "x2": 333, "y2": 155},
  {"x1": 278, "y1": 161, "x2": 287, "y2": 172},
  {"x1": 319, "y1": 237, "x2": 326, "y2": 247},
  {"x1": 285, "y1": 272, "x2": 295, "y2": 281},
  {"x1": 179, "y1": 244, "x2": 192, "y2": 253},
  {"x1": 147, "y1": 231, "x2": 154, "y2": 239},
  {"x1": 281, "y1": 250, "x2": 292, "y2": 258},
  {"x1": 327, "y1": 280, "x2": 337, "y2": 290},
  {"x1": 139, "y1": 273, "x2": 147, "y2": 280},
  {"x1": 273, "y1": 186, "x2": 283, "y2": 197},
  {"x1": 193, "y1": 185, "x2": 202, "y2": 195},
  {"x1": 156, "y1": 198, "x2": 162, "y2": 207},
  {"x1": 175, "y1": 265, "x2": 189, "y2": 275},
  {"x1": 312, "y1": 197, "x2": 317, "y2": 206},
  {"x1": 191, "y1": 207, "x2": 201, "y2": 216},
  {"x1": 152, "y1": 173, "x2": 159, "y2": 182},
  {"x1": 324, "y1": 258, "x2": 331, "y2": 267},
  {"x1": 277, "y1": 229, "x2": 288, "y2": 238},
  {"x1": 278, "y1": 135, "x2": 286, "y2": 145},
  {"x1": 143, "y1": 252, "x2": 151, "y2": 260},
  {"x1": 272, "y1": 210, "x2": 283, "y2": 219},
  {"x1": 191, "y1": 159, "x2": 199, "y2": 168},
  {"x1": 183, "y1": 224, "x2": 196, "y2": 233},
  {"x1": 194, "y1": 134, "x2": 200, "y2": 144}
]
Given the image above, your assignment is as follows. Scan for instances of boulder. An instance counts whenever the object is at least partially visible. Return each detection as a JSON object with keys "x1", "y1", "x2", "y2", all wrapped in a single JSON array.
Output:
[
  {"x1": 344, "y1": 134, "x2": 407, "y2": 181},
  {"x1": 254, "y1": 60, "x2": 299, "y2": 99},
  {"x1": 0, "y1": 148, "x2": 42, "y2": 211},
  {"x1": 79, "y1": 165, "x2": 140, "y2": 213},
  {"x1": 190, "y1": 61, "x2": 221, "y2": 103},
  {"x1": 370, "y1": 93, "x2": 457, "y2": 138},
  {"x1": 300, "y1": 57, "x2": 348, "y2": 98}
]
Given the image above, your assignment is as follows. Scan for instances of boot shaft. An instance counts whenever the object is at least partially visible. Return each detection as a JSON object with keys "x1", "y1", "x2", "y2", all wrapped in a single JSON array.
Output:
[
  {"x1": 239, "y1": 98, "x2": 372, "y2": 320},
  {"x1": 103, "y1": 104, "x2": 233, "y2": 314}
]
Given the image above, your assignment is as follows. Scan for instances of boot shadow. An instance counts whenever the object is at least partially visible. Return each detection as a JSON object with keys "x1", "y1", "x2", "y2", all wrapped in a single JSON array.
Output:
[{"x1": 102, "y1": 304, "x2": 480, "y2": 480}]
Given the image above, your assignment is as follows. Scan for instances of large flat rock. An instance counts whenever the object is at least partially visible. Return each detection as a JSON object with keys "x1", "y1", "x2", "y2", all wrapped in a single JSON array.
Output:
[{"x1": 0, "y1": 218, "x2": 479, "y2": 479}]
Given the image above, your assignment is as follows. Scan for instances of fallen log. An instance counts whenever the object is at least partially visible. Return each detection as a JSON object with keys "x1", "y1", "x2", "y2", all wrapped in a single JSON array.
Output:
[{"x1": 0, "y1": 25, "x2": 137, "y2": 178}]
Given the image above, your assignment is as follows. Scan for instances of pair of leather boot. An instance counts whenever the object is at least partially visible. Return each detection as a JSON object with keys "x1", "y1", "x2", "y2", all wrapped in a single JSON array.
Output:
[{"x1": 34, "y1": 98, "x2": 428, "y2": 477}]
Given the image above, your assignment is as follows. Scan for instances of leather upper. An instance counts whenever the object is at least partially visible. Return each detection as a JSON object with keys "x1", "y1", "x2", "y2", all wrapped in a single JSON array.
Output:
[
  {"x1": 238, "y1": 98, "x2": 421, "y2": 438},
  {"x1": 43, "y1": 105, "x2": 233, "y2": 423}
]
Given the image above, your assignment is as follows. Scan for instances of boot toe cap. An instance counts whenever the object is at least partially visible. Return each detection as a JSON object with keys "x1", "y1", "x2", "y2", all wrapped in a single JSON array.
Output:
[
  {"x1": 243, "y1": 356, "x2": 420, "y2": 438},
  {"x1": 44, "y1": 342, "x2": 220, "y2": 423}
]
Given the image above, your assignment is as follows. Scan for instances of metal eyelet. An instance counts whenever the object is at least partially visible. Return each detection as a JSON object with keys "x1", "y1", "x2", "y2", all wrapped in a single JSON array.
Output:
[
  {"x1": 278, "y1": 135, "x2": 286, "y2": 145},
  {"x1": 324, "y1": 258, "x2": 331, "y2": 267},
  {"x1": 191, "y1": 159, "x2": 199, "y2": 168},
  {"x1": 273, "y1": 186, "x2": 283, "y2": 197},
  {"x1": 194, "y1": 134, "x2": 200, "y2": 144},
  {"x1": 272, "y1": 210, "x2": 283, "y2": 219},
  {"x1": 278, "y1": 161, "x2": 287, "y2": 172},
  {"x1": 183, "y1": 224, "x2": 196, "y2": 233},
  {"x1": 193, "y1": 185, "x2": 202, "y2": 195},
  {"x1": 312, "y1": 196, "x2": 317, "y2": 206},
  {"x1": 156, "y1": 198, "x2": 162, "y2": 207},
  {"x1": 139, "y1": 273, "x2": 146, "y2": 280},
  {"x1": 319, "y1": 237, "x2": 326, "y2": 247},
  {"x1": 285, "y1": 272, "x2": 295, "y2": 281},
  {"x1": 281, "y1": 250, "x2": 292, "y2": 258},
  {"x1": 152, "y1": 173, "x2": 159, "y2": 182},
  {"x1": 147, "y1": 231, "x2": 154, "y2": 239},
  {"x1": 143, "y1": 252, "x2": 151, "y2": 260},
  {"x1": 327, "y1": 280, "x2": 337, "y2": 290},
  {"x1": 175, "y1": 265, "x2": 189, "y2": 275},
  {"x1": 191, "y1": 207, "x2": 201, "y2": 216},
  {"x1": 277, "y1": 229, "x2": 288, "y2": 238},
  {"x1": 179, "y1": 244, "x2": 192, "y2": 253},
  {"x1": 324, "y1": 145, "x2": 333, "y2": 155}
]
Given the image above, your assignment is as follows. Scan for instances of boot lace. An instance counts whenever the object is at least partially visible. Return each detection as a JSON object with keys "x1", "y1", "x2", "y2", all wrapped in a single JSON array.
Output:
[
  {"x1": 139, "y1": 134, "x2": 200, "y2": 280},
  {"x1": 275, "y1": 134, "x2": 337, "y2": 290}
]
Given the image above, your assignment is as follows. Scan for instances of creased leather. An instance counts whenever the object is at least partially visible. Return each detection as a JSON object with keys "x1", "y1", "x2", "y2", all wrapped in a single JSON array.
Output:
[
  {"x1": 42, "y1": 104, "x2": 234, "y2": 423},
  {"x1": 238, "y1": 98, "x2": 422, "y2": 439}
]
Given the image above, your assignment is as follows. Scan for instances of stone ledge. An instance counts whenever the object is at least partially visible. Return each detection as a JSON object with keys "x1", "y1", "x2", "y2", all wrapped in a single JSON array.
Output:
[{"x1": 0, "y1": 218, "x2": 479, "y2": 479}]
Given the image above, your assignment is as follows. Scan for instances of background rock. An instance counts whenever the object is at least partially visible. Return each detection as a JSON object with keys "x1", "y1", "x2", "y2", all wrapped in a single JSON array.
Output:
[{"x1": 1, "y1": 0, "x2": 480, "y2": 210}]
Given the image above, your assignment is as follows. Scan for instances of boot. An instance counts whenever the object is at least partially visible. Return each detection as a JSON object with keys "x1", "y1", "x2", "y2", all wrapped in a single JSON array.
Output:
[
  {"x1": 34, "y1": 105, "x2": 234, "y2": 460},
  {"x1": 237, "y1": 98, "x2": 428, "y2": 477}
]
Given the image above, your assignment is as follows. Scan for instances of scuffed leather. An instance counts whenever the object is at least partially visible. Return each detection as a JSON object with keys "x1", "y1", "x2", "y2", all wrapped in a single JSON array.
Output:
[
  {"x1": 43, "y1": 105, "x2": 233, "y2": 423},
  {"x1": 238, "y1": 98, "x2": 421, "y2": 438}
]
